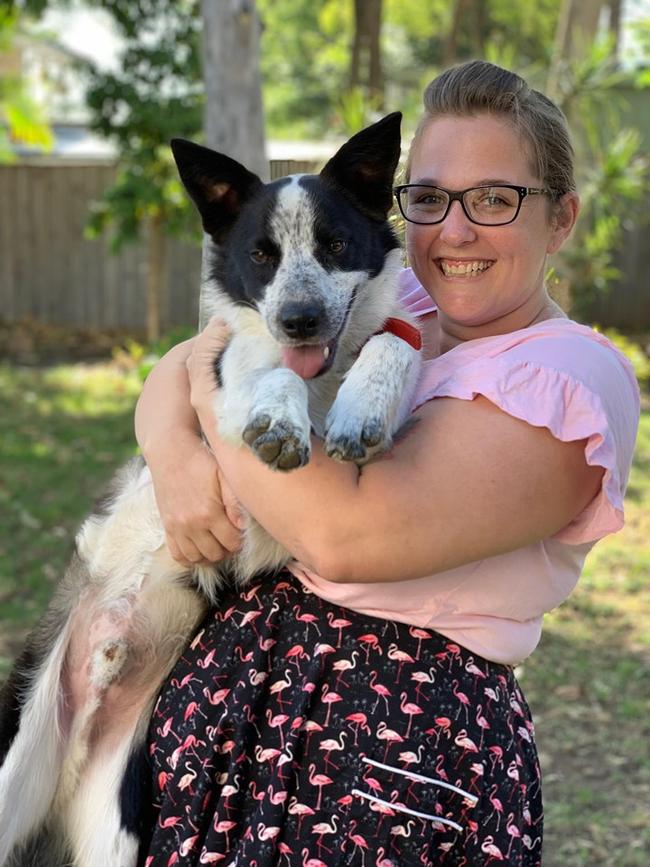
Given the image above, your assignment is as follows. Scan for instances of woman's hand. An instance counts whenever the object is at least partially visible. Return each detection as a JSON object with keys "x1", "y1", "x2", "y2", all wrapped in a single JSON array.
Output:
[
  {"x1": 147, "y1": 432, "x2": 245, "y2": 566},
  {"x1": 186, "y1": 317, "x2": 232, "y2": 419},
  {"x1": 139, "y1": 318, "x2": 244, "y2": 567}
]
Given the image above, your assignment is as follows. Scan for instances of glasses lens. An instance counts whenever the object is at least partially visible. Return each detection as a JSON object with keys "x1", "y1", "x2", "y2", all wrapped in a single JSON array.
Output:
[
  {"x1": 400, "y1": 186, "x2": 449, "y2": 222},
  {"x1": 465, "y1": 187, "x2": 519, "y2": 224}
]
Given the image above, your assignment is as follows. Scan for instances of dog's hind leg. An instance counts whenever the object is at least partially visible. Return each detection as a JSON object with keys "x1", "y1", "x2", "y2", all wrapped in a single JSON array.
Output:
[{"x1": 60, "y1": 573, "x2": 206, "y2": 867}]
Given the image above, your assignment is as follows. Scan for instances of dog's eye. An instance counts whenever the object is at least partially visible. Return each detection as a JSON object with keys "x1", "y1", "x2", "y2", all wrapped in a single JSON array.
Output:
[
  {"x1": 328, "y1": 239, "x2": 347, "y2": 254},
  {"x1": 250, "y1": 249, "x2": 271, "y2": 264}
]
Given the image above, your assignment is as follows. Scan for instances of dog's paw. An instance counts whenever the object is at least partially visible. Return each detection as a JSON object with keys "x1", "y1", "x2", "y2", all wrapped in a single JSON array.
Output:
[
  {"x1": 324, "y1": 416, "x2": 390, "y2": 464},
  {"x1": 242, "y1": 413, "x2": 311, "y2": 471}
]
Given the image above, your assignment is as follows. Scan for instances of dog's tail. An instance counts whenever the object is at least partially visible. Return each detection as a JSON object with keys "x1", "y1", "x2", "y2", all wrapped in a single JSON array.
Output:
[
  {"x1": 0, "y1": 572, "x2": 79, "y2": 864},
  {"x1": 2, "y1": 826, "x2": 72, "y2": 867}
]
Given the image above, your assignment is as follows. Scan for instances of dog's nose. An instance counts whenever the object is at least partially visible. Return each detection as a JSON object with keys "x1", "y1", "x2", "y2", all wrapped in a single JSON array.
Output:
[{"x1": 279, "y1": 302, "x2": 324, "y2": 339}]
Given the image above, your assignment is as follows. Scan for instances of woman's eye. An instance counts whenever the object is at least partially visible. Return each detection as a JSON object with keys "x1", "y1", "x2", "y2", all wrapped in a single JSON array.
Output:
[
  {"x1": 328, "y1": 239, "x2": 347, "y2": 254},
  {"x1": 415, "y1": 194, "x2": 444, "y2": 205},
  {"x1": 485, "y1": 196, "x2": 507, "y2": 206}
]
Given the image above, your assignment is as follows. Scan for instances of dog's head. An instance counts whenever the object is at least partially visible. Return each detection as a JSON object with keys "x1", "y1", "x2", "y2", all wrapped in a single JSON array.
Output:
[{"x1": 172, "y1": 113, "x2": 402, "y2": 378}]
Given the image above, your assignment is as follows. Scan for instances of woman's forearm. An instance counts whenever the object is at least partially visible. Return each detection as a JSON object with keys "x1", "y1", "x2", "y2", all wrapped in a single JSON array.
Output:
[
  {"x1": 135, "y1": 337, "x2": 244, "y2": 564},
  {"x1": 146, "y1": 325, "x2": 602, "y2": 585},
  {"x1": 135, "y1": 338, "x2": 201, "y2": 459},
  {"x1": 196, "y1": 394, "x2": 603, "y2": 585}
]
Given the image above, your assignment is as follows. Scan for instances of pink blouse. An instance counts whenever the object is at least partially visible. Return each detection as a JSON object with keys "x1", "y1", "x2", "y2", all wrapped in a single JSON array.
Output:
[{"x1": 288, "y1": 269, "x2": 640, "y2": 664}]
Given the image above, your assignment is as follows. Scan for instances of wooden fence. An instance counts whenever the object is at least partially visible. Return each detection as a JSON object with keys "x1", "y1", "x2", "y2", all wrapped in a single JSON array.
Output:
[
  {"x1": 0, "y1": 158, "x2": 648, "y2": 332},
  {"x1": 582, "y1": 223, "x2": 650, "y2": 331},
  {"x1": 0, "y1": 159, "x2": 318, "y2": 332}
]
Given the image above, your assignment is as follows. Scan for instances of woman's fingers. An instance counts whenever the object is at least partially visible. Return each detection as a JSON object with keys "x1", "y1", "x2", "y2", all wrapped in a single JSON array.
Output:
[
  {"x1": 169, "y1": 534, "x2": 219, "y2": 567},
  {"x1": 186, "y1": 318, "x2": 231, "y2": 411},
  {"x1": 218, "y1": 468, "x2": 247, "y2": 531},
  {"x1": 193, "y1": 528, "x2": 235, "y2": 562}
]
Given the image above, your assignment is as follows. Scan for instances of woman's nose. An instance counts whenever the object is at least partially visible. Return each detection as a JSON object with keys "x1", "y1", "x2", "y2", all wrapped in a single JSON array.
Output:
[{"x1": 438, "y1": 200, "x2": 477, "y2": 245}]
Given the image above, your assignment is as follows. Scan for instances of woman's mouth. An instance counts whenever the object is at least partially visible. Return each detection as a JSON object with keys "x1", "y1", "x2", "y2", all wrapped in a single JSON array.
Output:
[{"x1": 437, "y1": 258, "x2": 494, "y2": 277}]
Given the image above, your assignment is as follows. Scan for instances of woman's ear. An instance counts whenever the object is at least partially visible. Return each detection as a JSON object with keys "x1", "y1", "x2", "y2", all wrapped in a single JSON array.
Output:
[{"x1": 547, "y1": 191, "x2": 580, "y2": 254}]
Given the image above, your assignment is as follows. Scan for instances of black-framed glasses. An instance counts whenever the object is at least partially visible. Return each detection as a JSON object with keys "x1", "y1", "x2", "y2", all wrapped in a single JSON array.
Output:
[{"x1": 393, "y1": 184, "x2": 553, "y2": 226}]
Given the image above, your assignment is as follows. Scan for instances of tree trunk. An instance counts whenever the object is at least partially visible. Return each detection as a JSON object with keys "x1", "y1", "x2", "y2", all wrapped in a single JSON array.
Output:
[
  {"x1": 367, "y1": 0, "x2": 383, "y2": 108},
  {"x1": 471, "y1": 0, "x2": 487, "y2": 58},
  {"x1": 548, "y1": 0, "x2": 606, "y2": 99},
  {"x1": 199, "y1": 0, "x2": 267, "y2": 327},
  {"x1": 350, "y1": 0, "x2": 362, "y2": 90},
  {"x1": 200, "y1": 0, "x2": 267, "y2": 179},
  {"x1": 443, "y1": 0, "x2": 468, "y2": 67},
  {"x1": 146, "y1": 212, "x2": 166, "y2": 343},
  {"x1": 350, "y1": 0, "x2": 384, "y2": 108},
  {"x1": 551, "y1": 0, "x2": 606, "y2": 63},
  {"x1": 608, "y1": 0, "x2": 622, "y2": 59}
]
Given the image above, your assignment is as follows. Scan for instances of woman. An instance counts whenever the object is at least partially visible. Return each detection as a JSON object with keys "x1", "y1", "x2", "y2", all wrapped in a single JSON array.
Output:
[{"x1": 135, "y1": 61, "x2": 639, "y2": 866}]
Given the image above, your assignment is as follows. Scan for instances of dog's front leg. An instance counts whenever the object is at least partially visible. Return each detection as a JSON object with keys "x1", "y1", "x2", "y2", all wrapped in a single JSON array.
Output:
[
  {"x1": 324, "y1": 332, "x2": 421, "y2": 464},
  {"x1": 217, "y1": 335, "x2": 312, "y2": 471}
]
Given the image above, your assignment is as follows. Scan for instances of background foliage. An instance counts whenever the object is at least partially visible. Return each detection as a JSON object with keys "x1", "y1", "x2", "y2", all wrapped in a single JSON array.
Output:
[
  {"x1": 5, "y1": 0, "x2": 648, "y2": 320},
  {"x1": 0, "y1": 6, "x2": 53, "y2": 159}
]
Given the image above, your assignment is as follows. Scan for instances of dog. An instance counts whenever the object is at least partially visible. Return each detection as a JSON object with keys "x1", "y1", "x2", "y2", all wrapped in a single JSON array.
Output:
[{"x1": 0, "y1": 112, "x2": 422, "y2": 866}]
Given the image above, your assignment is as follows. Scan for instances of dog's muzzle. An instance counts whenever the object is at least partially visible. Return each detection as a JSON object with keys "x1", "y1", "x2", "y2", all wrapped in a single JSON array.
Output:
[
  {"x1": 279, "y1": 301, "x2": 326, "y2": 340},
  {"x1": 277, "y1": 301, "x2": 336, "y2": 379}
]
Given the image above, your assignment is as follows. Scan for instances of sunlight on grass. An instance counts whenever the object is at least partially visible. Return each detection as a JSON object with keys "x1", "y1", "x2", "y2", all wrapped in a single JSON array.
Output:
[
  {"x1": 21, "y1": 363, "x2": 142, "y2": 416},
  {"x1": 0, "y1": 362, "x2": 142, "y2": 674}
]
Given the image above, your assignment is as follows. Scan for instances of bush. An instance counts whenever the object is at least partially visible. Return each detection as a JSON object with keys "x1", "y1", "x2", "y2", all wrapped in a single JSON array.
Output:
[{"x1": 111, "y1": 325, "x2": 196, "y2": 382}]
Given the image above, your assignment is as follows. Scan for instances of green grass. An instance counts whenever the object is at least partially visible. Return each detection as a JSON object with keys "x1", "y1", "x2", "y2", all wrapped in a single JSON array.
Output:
[
  {"x1": 519, "y1": 406, "x2": 650, "y2": 865},
  {"x1": 0, "y1": 362, "x2": 141, "y2": 660},
  {"x1": 0, "y1": 361, "x2": 648, "y2": 866}
]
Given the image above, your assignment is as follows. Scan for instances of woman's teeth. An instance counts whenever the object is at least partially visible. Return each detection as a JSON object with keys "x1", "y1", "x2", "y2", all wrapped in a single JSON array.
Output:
[{"x1": 439, "y1": 260, "x2": 492, "y2": 276}]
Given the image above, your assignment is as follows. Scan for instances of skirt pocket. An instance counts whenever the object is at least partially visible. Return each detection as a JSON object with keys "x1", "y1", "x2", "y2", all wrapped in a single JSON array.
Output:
[{"x1": 341, "y1": 755, "x2": 479, "y2": 866}]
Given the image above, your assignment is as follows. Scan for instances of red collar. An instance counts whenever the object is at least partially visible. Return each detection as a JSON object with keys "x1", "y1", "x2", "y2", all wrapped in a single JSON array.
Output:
[{"x1": 376, "y1": 317, "x2": 422, "y2": 351}]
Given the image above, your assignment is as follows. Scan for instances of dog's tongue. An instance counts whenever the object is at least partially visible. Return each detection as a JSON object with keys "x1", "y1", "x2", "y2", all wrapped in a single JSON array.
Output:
[{"x1": 281, "y1": 345, "x2": 327, "y2": 379}]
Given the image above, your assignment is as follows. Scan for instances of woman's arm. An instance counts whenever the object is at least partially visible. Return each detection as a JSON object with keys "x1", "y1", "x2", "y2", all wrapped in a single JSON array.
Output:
[
  {"x1": 188, "y1": 321, "x2": 605, "y2": 583},
  {"x1": 134, "y1": 338, "x2": 200, "y2": 452},
  {"x1": 135, "y1": 337, "x2": 243, "y2": 565}
]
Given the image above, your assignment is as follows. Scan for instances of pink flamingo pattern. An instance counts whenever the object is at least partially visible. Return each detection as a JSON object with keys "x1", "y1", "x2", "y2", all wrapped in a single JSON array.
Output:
[{"x1": 143, "y1": 572, "x2": 542, "y2": 865}]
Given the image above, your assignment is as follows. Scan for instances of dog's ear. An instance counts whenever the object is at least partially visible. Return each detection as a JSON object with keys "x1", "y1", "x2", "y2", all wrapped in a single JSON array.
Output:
[
  {"x1": 171, "y1": 139, "x2": 264, "y2": 242},
  {"x1": 320, "y1": 112, "x2": 402, "y2": 221}
]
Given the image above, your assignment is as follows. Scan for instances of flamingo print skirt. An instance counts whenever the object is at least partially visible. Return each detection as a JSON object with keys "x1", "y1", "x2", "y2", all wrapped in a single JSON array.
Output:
[{"x1": 141, "y1": 572, "x2": 543, "y2": 866}]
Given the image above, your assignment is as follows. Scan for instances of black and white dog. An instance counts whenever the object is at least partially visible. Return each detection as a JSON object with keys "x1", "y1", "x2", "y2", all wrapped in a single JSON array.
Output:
[{"x1": 0, "y1": 113, "x2": 421, "y2": 866}]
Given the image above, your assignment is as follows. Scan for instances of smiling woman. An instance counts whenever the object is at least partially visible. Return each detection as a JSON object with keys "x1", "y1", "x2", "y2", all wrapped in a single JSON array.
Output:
[
  {"x1": 402, "y1": 111, "x2": 579, "y2": 346},
  {"x1": 125, "y1": 61, "x2": 640, "y2": 866}
]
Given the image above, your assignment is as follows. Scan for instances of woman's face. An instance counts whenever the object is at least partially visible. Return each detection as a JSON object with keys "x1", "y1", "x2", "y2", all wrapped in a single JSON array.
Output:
[{"x1": 405, "y1": 113, "x2": 577, "y2": 334}]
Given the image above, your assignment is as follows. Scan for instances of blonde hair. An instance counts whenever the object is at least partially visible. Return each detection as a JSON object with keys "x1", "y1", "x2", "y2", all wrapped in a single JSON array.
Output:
[{"x1": 406, "y1": 60, "x2": 575, "y2": 197}]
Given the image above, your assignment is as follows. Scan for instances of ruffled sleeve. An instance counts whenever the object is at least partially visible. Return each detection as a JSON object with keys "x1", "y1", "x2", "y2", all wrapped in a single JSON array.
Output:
[
  {"x1": 411, "y1": 326, "x2": 641, "y2": 544},
  {"x1": 398, "y1": 267, "x2": 437, "y2": 316}
]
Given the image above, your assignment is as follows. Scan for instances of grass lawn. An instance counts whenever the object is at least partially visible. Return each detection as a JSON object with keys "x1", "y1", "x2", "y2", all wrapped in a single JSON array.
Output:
[
  {"x1": 0, "y1": 360, "x2": 648, "y2": 866},
  {"x1": 522, "y1": 402, "x2": 650, "y2": 865}
]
